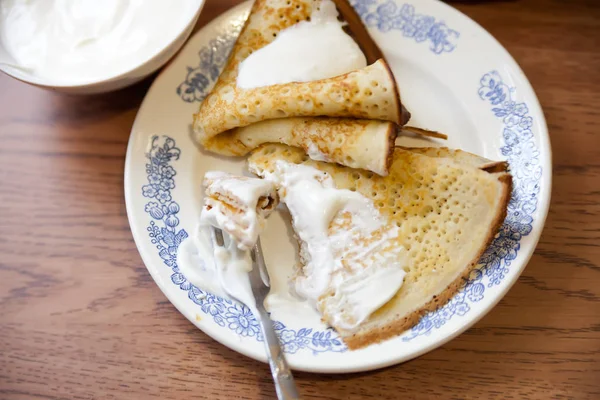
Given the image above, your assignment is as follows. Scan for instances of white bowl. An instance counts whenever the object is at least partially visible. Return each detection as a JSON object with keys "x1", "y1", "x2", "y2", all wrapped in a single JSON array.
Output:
[{"x1": 0, "y1": 0, "x2": 206, "y2": 95}]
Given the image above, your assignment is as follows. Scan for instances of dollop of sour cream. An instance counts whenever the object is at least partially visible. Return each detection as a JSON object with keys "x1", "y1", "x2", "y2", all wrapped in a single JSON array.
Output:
[
  {"x1": 263, "y1": 162, "x2": 406, "y2": 330},
  {"x1": 202, "y1": 171, "x2": 277, "y2": 251},
  {"x1": 236, "y1": 0, "x2": 367, "y2": 89},
  {"x1": 177, "y1": 173, "x2": 277, "y2": 310},
  {"x1": 0, "y1": 0, "x2": 197, "y2": 83}
]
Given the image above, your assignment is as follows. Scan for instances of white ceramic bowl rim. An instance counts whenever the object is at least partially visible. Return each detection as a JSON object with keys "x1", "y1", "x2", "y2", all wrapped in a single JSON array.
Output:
[{"x1": 0, "y1": 0, "x2": 205, "y2": 89}]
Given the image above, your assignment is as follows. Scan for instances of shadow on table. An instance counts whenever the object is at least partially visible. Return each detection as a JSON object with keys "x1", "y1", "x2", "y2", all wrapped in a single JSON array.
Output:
[{"x1": 53, "y1": 77, "x2": 155, "y2": 120}]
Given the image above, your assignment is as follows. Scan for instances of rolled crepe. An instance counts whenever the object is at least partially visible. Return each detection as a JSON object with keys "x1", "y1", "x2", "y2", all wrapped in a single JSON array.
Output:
[
  {"x1": 201, "y1": 172, "x2": 279, "y2": 250},
  {"x1": 194, "y1": 59, "x2": 404, "y2": 141},
  {"x1": 205, "y1": 118, "x2": 397, "y2": 176}
]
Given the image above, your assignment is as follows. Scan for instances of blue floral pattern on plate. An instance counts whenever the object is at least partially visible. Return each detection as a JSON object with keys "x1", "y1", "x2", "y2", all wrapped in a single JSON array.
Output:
[
  {"x1": 176, "y1": 28, "x2": 242, "y2": 103},
  {"x1": 143, "y1": 136, "x2": 345, "y2": 354},
  {"x1": 351, "y1": 0, "x2": 459, "y2": 54}
]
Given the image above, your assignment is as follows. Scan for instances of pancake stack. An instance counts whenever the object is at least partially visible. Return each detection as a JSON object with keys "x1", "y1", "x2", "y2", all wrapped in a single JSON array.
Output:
[
  {"x1": 191, "y1": 0, "x2": 513, "y2": 349},
  {"x1": 193, "y1": 0, "x2": 412, "y2": 175}
]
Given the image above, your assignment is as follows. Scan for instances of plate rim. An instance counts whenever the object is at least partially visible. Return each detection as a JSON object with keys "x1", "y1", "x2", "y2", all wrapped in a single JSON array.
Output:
[{"x1": 124, "y1": 0, "x2": 552, "y2": 373}]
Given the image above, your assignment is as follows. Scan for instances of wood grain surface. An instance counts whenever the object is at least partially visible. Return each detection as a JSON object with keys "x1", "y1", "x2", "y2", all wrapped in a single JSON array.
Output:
[{"x1": 1, "y1": 0, "x2": 599, "y2": 399}]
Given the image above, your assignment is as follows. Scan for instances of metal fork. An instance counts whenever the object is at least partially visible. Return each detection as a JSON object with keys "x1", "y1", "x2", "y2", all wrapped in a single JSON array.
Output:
[{"x1": 211, "y1": 227, "x2": 300, "y2": 400}]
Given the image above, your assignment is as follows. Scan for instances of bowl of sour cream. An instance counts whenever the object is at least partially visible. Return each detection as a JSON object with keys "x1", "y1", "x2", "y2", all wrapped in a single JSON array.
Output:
[{"x1": 0, "y1": 0, "x2": 206, "y2": 94}]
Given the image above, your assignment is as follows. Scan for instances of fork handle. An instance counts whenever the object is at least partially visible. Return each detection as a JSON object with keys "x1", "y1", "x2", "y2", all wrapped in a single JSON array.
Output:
[{"x1": 254, "y1": 305, "x2": 300, "y2": 400}]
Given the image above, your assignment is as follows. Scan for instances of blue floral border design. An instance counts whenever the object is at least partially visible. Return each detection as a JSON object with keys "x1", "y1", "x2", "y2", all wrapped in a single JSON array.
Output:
[
  {"x1": 351, "y1": 0, "x2": 459, "y2": 54},
  {"x1": 143, "y1": 136, "x2": 346, "y2": 354},
  {"x1": 402, "y1": 71, "x2": 541, "y2": 340},
  {"x1": 176, "y1": 28, "x2": 242, "y2": 103}
]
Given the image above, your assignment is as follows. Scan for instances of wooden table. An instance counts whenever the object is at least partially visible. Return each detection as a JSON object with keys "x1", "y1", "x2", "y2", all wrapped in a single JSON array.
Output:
[{"x1": 1, "y1": 0, "x2": 599, "y2": 398}]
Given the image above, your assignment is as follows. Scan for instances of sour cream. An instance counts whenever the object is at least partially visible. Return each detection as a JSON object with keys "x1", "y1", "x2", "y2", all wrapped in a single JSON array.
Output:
[
  {"x1": 202, "y1": 171, "x2": 278, "y2": 251},
  {"x1": 236, "y1": 0, "x2": 366, "y2": 89},
  {"x1": 0, "y1": 0, "x2": 198, "y2": 83},
  {"x1": 263, "y1": 162, "x2": 406, "y2": 330},
  {"x1": 177, "y1": 172, "x2": 277, "y2": 309}
]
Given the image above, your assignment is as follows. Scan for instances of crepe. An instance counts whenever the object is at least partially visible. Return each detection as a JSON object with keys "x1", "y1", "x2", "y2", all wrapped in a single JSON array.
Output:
[
  {"x1": 247, "y1": 144, "x2": 511, "y2": 349},
  {"x1": 202, "y1": 171, "x2": 279, "y2": 250},
  {"x1": 195, "y1": 58, "x2": 403, "y2": 140},
  {"x1": 206, "y1": 118, "x2": 397, "y2": 176},
  {"x1": 192, "y1": 0, "x2": 411, "y2": 175}
]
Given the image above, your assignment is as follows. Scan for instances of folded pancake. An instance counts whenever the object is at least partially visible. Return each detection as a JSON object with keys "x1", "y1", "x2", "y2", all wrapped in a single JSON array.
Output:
[
  {"x1": 192, "y1": 0, "x2": 410, "y2": 175},
  {"x1": 202, "y1": 171, "x2": 279, "y2": 251},
  {"x1": 206, "y1": 118, "x2": 397, "y2": 176},
  {"x1": 248, "y1": 144, "x2": 511, "y2": 349},
  {"x1": 195, "y1": 58, "x2": 403, "y2": 140},
  {"x1": 255, "y1": 159, "x2": 408, "y2": 331}
]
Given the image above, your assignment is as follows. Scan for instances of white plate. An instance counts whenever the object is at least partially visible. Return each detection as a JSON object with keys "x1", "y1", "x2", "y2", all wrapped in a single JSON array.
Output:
[{"x1": 125, "y1": 0, "x2": 551, "y2": 373}]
